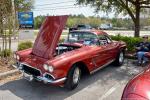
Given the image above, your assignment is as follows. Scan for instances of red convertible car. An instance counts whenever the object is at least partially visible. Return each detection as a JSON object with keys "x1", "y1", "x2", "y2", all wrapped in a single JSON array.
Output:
[
  {"x1": 13, "y1": 15, "x2": 126, "y2": 90},
  {"x1": 122, "y1": 65, "x2": 150, "y2": 100}
]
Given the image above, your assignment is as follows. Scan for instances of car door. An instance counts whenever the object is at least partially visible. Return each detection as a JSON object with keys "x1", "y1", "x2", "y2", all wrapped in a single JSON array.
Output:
[
  {"x1": 104, "y1": 35, "x2": 119, "y2": 61},
  {"x1": 93, "y1": 34, "x2": 116, "y2": 69},
  {"x1": 92, "y1": 45, "x2": 108, "y2": 68},
  {"x1": 91, "y1": 35, "x2": 109, "y2": 69}
]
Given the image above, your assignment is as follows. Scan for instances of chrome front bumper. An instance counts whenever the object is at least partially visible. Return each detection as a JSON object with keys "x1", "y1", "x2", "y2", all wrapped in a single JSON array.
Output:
[
  {"x1": 12, "y1": 64, "x2": 66, "y2": 84},
  {"x1": 36, "y1": 76, "x2": 66, "y2": 84}
]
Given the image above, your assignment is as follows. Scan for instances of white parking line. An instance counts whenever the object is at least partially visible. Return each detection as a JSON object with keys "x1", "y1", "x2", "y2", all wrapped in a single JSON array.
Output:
[{"x1": 99, "y1": 81, "x2": 125, "y2": 100}]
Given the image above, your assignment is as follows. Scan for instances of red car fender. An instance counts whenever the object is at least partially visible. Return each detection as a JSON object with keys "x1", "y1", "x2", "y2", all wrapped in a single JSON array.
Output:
[
  {"x1": 49, "y1": 57, "x2": 92, "y2": 79},
  {"x1": 121, "y1": 66, "x2": 150, "y2": 100},
  {"x1": 66, "y1": 58, "x2": 92, "y2": 73},
  {"x1": 16, "y1": 48, "x2": 32, "y2": 61},
  {"x1": 48, "y1": 53, "x2": 94, "y2": 79},
  {"x1": 119, "y1": 41, "x2": 126, "y2": 50}
]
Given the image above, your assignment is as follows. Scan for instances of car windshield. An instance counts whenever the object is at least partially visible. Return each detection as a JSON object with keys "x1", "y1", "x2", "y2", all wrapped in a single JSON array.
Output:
[
  {"x1": 66, "y1": 32, "x2": 99, "y2": 45},
  {"x1": 97, "y1": 34, "x2": 112, "y2": 45}
]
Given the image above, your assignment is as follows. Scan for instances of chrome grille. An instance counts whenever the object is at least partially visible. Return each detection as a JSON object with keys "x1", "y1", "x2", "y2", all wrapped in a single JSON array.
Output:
[{"x1": 22, "y1": 64, "x2": 41, "y2": 76}]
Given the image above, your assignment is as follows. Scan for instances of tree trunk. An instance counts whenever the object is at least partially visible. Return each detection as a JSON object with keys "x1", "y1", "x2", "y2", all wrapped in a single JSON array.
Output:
[
  {"x1": 9, "y1": 34, "x2": 11, "y2": 51},
  {"x1": 134, "y1": 5, "x2": 140, "y2": 37},
  {"x1": 8, "y1": 16, "x2": 12, "y2": 51},
  {"x1": 134, "y1": 19, "x2": 140, "y2": 37}
]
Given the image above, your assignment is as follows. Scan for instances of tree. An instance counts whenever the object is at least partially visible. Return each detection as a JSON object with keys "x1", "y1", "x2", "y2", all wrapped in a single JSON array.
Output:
[
  {"x1": 0, "y1": 0, "x2": 13, "y2": 56},
  {"x1": 34, "y1": 15, "x2": 46, "y2": 29},
  {"x1": 0, "y1": 0, "x2": 34, "y2": 59},
  {"x1": 77, "y1": 0, "x2": 150, "y2": 37},
  {"x1": 14, "y1": 0, "x2": 34, "y2": 12}
]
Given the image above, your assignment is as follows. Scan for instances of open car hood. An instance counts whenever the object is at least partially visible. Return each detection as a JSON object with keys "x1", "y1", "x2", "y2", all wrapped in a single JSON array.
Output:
[{"x1": 32, "y1": 15, "x2": 68, "y2": 59}]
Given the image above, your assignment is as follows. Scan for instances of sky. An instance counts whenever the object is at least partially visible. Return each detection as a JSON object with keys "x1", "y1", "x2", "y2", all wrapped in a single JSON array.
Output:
[{"x1": 33, "y1": 0, "x2": 117, "y2": 18}]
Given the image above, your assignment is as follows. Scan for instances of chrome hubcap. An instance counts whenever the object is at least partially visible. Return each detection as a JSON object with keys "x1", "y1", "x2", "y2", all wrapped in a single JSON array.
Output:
[
  {"x1": 73, "y1": 67, "x2": 80, "y2": 84},
  {"x1": 119, "y1": 52, "x2": 124, "y2": 63}
]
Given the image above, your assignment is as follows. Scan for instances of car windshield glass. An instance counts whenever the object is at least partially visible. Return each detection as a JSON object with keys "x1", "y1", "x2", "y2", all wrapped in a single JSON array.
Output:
[
  {"x1": 67, "y1": 32, "x2": 98, "y2": 45},
  {"x1": 97, "y1": 34, "x2": 112, "y2": 45}
]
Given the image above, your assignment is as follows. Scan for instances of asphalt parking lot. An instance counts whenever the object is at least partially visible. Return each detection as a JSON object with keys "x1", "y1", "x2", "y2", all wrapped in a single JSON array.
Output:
[{"x1": 0, "y1": 60, "x2": 146, "y2": 100}]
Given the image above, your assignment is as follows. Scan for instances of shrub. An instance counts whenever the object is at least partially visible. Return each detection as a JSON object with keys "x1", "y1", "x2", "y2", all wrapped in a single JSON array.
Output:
[
  {"x1": 0, "y1": 49, "x2": 12, "y2": 57},
  {"x1": 110, "y1": 34, "x2": 143, "y2": 52},
  {"x1": 18, "y1": 41, "x2": 33, "y2": 51}
]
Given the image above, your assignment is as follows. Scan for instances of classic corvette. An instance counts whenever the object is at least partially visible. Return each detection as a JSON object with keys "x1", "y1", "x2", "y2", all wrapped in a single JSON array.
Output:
[{"x1": 13, "y1": 15, "x2": 126, "y2": 90}]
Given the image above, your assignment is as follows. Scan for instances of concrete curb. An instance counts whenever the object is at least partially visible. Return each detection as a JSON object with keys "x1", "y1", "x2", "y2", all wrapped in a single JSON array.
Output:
[{"x1": 0, "y1": 69, "x2": 19, "y2": 79}]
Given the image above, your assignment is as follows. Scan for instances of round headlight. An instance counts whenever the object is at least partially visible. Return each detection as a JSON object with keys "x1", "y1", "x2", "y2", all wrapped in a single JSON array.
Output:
[
  {"x1": 48, "y1": 66, "x2": 54, "y2": 72},
  {"x1": 16, "y1": 55, "x2": 20, "y2": 60},
  {"x1": 43, "y1": 64, "x2": 49, "y2": 71},
  {"x1": 13, "y1": 53, "x2": 17, "y2": 59}
]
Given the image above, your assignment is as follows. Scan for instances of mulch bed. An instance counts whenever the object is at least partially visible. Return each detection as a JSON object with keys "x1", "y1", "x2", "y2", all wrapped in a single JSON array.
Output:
[
  {"x1": 0, "y1": 60, "x2": 15, "y2": 73},
  {"x1": 0, "y1": 59, "x2": 22, "y2": 84}
]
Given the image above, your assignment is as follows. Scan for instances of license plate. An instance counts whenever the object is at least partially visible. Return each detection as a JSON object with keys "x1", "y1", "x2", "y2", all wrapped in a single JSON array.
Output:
[{"x1": 23, "y1": 73, "x2": 33, "y2": 81}]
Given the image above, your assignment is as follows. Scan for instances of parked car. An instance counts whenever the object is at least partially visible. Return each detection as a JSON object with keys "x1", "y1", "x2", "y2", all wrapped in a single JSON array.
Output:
[
  {"x1": 13, "y1": 15, "x2": 126, "y2": 90},
  {"x1": 69, "y1": 24, "x2": 92, "y2": 32},
  {"x1": 98, "y1": 23, "x2": 113, "y2": 30},
  {"x1": 122, "y1": 64, "x2": 150, "y2": 100}
]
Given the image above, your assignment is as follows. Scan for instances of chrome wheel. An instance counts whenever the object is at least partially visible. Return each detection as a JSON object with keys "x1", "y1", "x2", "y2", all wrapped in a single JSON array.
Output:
[
  {"x1": 119, "y1": 52, "x2": 124, "y2": 63},
  {"x1": 65, "y1": 65, "x2": 81, "y2": 90},
  {"x1": 73, "y1": 67, "x2": 80, "y2": 84}
]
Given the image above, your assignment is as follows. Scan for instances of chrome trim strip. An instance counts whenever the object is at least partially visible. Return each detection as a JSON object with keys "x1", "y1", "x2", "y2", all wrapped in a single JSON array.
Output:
[
  {"x1": 37, "y1": 76, "x2": 66, "y2": 84},
  {"x1": 90, "y1": 59, "x2": 115, "y2": 74}
]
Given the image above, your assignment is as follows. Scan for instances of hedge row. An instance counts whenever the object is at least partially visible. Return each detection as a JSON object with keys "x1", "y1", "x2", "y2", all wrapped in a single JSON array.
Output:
[{"x1": 110, "y1": 35, "x2": 143, "y2": 52}]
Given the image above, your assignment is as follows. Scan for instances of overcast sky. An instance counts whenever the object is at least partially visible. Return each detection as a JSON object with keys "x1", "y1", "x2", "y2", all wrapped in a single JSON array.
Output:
[{"x1": 33, "y1": 0, "x2": 117, "y2": 18}]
